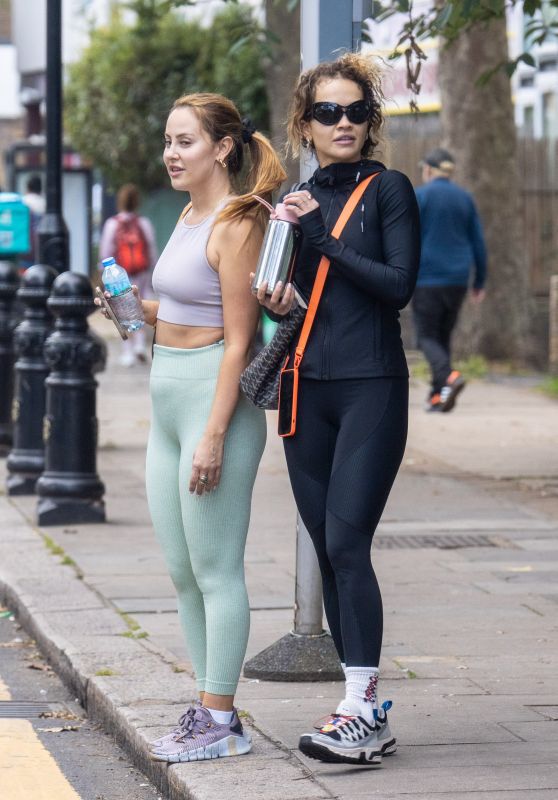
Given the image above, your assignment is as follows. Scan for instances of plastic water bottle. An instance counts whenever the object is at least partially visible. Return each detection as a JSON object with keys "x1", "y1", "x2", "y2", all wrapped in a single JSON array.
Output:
[{"x1": 101, "y1": 257, "x2": 145, "y2": 332}]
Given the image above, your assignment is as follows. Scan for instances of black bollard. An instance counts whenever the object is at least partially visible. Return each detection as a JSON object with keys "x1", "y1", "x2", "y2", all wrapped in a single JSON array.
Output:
[
  {"x1": 36, "y1": 271, "x2": 106, "y2": 525},
  {"x1": 6, "y1": 264, "x2": 57, "y2": 493},
  {"x1": 0, "y1": 262, "x2": 21, "y2": 456}
]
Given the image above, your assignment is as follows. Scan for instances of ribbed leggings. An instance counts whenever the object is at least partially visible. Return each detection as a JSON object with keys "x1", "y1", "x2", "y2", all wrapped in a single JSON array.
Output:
[
  {"x1": 146, "y1": 342, "x2": 266, "y2": 695},
  {"x1": 283, "y1": 377, "x2": 408, "y2": 667}
]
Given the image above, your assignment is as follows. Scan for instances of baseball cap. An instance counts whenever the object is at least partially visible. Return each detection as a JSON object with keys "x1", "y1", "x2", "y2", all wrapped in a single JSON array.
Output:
[{"x1": 420, "y1": 147, "x2": 455, "y2": 169}]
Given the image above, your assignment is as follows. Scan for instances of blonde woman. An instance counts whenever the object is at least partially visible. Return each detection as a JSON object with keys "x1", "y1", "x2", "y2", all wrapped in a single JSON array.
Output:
[{"x1": 100, "y1": 94, "x2": 285, "y2": 762}]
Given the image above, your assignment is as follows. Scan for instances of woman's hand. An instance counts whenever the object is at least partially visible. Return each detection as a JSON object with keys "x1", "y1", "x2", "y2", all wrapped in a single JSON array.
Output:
[
  {"x1": 282, "y1": 189, "x2": 319, "y2": 218},
  {"x1": 94, "y1": 285, "x2": 144, "y2": 319},
  {"x1": 250, "y1": 275, "x2": 296, "y2": 316},
  {"x1": 189, "y1": 432, "x2": 224, "y2": 496},
  {"x1": 94, "y1": 288, "x2": 112, "y2": 319}
]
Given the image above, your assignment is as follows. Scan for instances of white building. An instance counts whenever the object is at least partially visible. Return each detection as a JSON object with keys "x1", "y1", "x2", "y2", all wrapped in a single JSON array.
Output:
[{"x1": 365, "y1": 1, "x2": 558, "y2": 138}]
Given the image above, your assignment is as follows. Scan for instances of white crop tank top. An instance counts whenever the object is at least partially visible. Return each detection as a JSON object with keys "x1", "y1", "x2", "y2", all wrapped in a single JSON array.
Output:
[{"x1": 152, "y1": 205, "x2": 225, "y2": 327}]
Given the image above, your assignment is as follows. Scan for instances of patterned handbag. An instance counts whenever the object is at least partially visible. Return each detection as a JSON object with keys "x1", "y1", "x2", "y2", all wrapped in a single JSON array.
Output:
[{"x1": 240, "y1": 302, "x2": 306, "y2": 410}]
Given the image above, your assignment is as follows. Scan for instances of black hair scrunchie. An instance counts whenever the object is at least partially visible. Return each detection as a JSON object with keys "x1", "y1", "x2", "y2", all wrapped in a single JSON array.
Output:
[{"x1": 241, "y1": 117, "x2": 257, "y2": 144}]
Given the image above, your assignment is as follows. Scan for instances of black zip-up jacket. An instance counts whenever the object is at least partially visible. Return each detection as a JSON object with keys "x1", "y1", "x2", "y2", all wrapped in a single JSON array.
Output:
[{"x1": 287, "y1": 159, "x2": 420, "y2": 380}]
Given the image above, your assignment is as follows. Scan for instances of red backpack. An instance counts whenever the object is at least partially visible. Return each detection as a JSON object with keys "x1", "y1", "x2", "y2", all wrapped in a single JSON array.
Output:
[{"x1": 114, "y1": 214, "x2": 149, "y2": 274}]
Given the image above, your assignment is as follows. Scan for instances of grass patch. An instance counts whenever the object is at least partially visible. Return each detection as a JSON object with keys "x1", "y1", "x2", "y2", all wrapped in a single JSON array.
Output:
[
  {"x1": 411, "y1": 354, "x2": 489, "y2": 382},
  {"x1": 43, "y1": 535, "x2": 65, "y2": 557},
  {"x1": 171, "y1": 664, "x2": 187, "y2": 673},
  {"x1": 410, "y1": 356, "x2": 489, "y2": 383},
  {"x1": 95, "y1": 668, "x2": 117, "y2": 677},
  {"x1": 119, "y1": 612, "x2": 141, "y2": 632},
  {"x1": 456, "y1": 354, "x2": 489, "y2": 379},
  {"x1": 540, "y1": 376, "x2": 558, "y2": 398},
  {"x1": 117, "y1": 611, "x2": 148, "y2": 639},
  {"x1": 60, "y1": 555, "x2": 76, "y2": 567},
  {"x1": 120, "y1": 630, "x2": 148, "y2": 640}
]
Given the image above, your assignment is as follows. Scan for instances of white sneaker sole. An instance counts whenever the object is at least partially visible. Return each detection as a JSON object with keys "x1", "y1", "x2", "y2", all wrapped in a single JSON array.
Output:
[
  {"x1": 151, "y1": 733, "x2": 251, "y2": 762},
  {"x1": 380, "y1": 737, "x2": 397, "y2": 755},
  {"x1": 299, "y1": 735, "x2": 383, "y2": 765}
]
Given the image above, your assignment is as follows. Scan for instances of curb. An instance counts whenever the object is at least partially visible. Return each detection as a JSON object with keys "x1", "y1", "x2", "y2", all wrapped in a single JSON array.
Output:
[{"x1": 0, "y1": 493, "x2": 331, "y2": 800}]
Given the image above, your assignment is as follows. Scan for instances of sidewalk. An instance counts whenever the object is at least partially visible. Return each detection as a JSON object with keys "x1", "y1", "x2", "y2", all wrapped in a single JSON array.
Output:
[{"x1": 1, "y1": 315, "x2": 558, "y2": 800}]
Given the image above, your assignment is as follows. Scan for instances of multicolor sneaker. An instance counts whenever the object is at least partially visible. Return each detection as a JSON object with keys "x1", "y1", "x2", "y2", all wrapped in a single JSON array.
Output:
[
  {"x1": 148, "y1": 702, "x2": 199, "y2": 750},
  {"x1": 440, "y1": 370, "x2": 466, "y2": 412},
  {"x1": 374, "y1": 700, "x2": 397, "y2": 755},
  {"x1": 298, "y1": 713, "x2": 383, "y2": 765},
  {"x1": 425, "y1": 392, "x2": 442, "y2": 412},
  {"x1": 150, "y1": 706, "x2": 251, "y2": 762}
]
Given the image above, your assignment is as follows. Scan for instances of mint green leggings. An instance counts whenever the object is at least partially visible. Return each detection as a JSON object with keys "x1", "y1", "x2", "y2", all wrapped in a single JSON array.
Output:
[{"x1": 146, "y1": 342, "x2": 266, "y2": 695}]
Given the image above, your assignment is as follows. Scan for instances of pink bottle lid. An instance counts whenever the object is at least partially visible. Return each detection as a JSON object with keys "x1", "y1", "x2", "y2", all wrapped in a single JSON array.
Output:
[
  {"x1": 252, "y1": 195, "x2": 300, "y2": 225},
  {"x1": 272, "y1": 202, "x2": 300, "y2": 225}
]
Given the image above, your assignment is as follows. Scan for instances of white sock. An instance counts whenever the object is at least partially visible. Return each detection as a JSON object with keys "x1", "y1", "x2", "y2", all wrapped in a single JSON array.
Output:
[
  {"x1": 336, "y1": 666, "x2": 379, "y2": 725},
  {"x1": 206, "y1": 707, "x2": 234, "y2": 725}
]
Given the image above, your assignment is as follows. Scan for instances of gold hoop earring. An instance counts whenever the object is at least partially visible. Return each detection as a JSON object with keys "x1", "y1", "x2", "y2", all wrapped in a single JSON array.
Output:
[
  {"x1": 218, "y1": 158, "x2": 227, "y2": 168},
  {"x1": 303, "y1": 138, "x2": 313, "y2": 150}
]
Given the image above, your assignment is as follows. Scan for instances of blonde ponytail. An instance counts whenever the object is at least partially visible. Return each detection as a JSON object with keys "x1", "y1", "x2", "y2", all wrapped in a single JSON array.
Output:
[{"x1": 217, "y1": 131, "x2": 286, "y2": 228}]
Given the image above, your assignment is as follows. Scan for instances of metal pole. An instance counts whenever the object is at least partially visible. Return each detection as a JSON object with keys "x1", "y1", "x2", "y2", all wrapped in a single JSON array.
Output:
[
  {"x1": 244, "y1": 0, "x2": 373, "y2": 680},
  {"x1": 550, "y1": 275, "x2": 558, "y2": 375},
  {"x1": 37, "y1": 0, "x2": 69, "y2": 273},
  {"x1": 293, "y1": 515, "x2": 324, "y2": 635},
  {"x1": 293, "y1": 0, "x2": 373, "y2": 638}
]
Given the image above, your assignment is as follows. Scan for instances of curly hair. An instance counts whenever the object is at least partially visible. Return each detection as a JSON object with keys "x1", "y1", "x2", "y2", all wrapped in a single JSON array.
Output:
[{"x1": 286, "y1": 52, "x2": 385, "y2": 160}]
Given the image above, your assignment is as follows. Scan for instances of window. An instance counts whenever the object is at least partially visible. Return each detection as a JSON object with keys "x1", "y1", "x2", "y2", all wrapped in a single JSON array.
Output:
[
  {"x1": 0, "y1": 0, "x2": 11, "y2": 44},
  {"x1": 523, "y1": 106, "x2": 535, "y2": 137},
  {"x1": 543, "y1": 92, "x2": 557, "y2": 138}
]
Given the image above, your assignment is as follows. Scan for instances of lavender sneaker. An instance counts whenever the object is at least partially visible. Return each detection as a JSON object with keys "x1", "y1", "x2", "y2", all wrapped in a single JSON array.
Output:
[
  {"x1": 149, "y1": 703, "x2": 199, "y2": 750},
  {"x1": 150, "y1": 706, "x2": 251, "y2": 762}
]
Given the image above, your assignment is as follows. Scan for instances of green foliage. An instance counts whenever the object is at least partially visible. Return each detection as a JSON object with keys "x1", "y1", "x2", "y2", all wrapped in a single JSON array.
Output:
[
  {"x1": 64, "y1": 3, "x2": 270, "y2": 191},
  {"x1": 374, "y1": 1, "x2": 558, "y2": 78}
]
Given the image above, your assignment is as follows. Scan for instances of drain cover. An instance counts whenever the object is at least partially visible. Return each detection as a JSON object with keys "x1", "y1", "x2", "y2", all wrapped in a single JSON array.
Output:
[
  {"x1": 375, "y1": 533, "x2": 508, "y2": 550},
  {"x1": 0, "y1": 701, "x2": 52, "y2": 718}
]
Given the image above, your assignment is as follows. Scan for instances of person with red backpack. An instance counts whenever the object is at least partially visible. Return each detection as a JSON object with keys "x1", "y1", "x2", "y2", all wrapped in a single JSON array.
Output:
[{"x1": 99, "y1": 183, "x2": 157, "y2": 365}]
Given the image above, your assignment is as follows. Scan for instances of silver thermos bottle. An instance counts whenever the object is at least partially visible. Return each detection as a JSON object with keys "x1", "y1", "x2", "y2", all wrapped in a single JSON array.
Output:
[{"x1": 251, "y1": 196, "x2": 301, "y2": 294}]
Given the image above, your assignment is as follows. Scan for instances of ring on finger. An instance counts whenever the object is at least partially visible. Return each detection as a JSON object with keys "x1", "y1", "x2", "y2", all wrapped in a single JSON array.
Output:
[{"x1": 199, "y1": 474, "x2": 209, "y2": 485}]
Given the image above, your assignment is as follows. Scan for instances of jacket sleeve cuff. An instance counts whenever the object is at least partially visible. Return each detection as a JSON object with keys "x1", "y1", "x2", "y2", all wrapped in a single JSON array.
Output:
[{"x1": 298, "y1": 208, "x2": 341, "y2": 257}]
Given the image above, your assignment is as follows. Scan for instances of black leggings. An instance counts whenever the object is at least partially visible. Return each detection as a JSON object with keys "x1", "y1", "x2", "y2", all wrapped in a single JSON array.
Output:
[{"x1": 283, "y1": 377, "x2": 408, "y2": 667}]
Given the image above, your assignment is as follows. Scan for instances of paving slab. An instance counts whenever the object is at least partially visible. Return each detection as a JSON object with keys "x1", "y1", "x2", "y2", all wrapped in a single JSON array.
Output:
[{"x1": 1, "y1": 328, "x2": 558, "y2": 799}]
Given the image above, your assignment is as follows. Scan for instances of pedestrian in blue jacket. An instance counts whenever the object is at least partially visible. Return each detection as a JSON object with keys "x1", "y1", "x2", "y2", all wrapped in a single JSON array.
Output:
[{"x1": 414, "y1": 147, "x2": 487, "y2": 412}]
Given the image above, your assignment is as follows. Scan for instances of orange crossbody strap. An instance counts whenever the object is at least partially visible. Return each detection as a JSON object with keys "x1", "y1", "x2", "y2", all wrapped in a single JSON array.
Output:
[{"x1": 293, "y1": 172, "x2": 379, "y2": 368}]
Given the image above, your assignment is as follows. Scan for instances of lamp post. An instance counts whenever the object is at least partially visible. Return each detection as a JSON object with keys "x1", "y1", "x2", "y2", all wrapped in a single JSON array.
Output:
[{"x1": 37, "y1": 0, "x2": 69, "y2": 273}]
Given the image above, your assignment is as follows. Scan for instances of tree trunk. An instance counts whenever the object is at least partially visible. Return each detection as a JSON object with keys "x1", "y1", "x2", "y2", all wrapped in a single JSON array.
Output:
[
  {"x1": 264, "y1": 0, "x2": 301, "y2": 189},
  {"x1": 437, "y1": 10, "x2": 533, "y2": 363}
]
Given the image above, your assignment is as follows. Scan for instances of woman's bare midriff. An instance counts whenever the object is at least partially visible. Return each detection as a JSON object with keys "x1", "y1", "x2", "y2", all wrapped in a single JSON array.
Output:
[{"x1": 154, "y1": 319, "x2": 224, "y2": 349}]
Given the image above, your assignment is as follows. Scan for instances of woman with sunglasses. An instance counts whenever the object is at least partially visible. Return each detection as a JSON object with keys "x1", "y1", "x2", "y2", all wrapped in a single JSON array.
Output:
[{"x1": 255, "y1": 53, "x2": 420, "y2": 765}]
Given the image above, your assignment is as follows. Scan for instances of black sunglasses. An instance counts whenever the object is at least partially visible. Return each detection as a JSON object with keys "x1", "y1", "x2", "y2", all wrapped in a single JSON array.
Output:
[{"x1": 309, "y1": 100, "x2": 370, "y2": 126}]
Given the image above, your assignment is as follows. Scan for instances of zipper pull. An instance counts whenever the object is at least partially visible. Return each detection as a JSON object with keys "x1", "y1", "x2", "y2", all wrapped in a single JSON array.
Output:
[{"x1": 361, "y1": 202, "x2": 365, "y2": 233}]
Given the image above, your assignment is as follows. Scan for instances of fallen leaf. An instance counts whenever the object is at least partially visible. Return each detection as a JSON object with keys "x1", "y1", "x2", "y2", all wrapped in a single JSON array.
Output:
[
  {"x1": 37, "y1": 725, "x2": 80, "y2": 733},
  {"x1": 26, "y1": 662, "x2": 53, "y2": 672},
  {"x1": 39, "y1": 710, "x2": 81, "y2": 721},
  {"x1": 0, "y1": 640, "x2": 28, "y2": 649}
]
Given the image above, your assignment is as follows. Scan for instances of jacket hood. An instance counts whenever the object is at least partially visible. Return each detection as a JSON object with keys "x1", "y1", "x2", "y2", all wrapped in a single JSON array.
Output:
[{"x1": 310, "y1": 159, "x2": 386, "y2": 189}]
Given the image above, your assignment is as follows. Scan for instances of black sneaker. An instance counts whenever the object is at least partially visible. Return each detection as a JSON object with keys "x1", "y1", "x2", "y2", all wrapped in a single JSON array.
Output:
[
  {"x1": 299, "y1": 714, "x2": 383, "y2": 765},
  {"x1": 439, "y1": 371, "x2": 466, "y2": 412}
]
